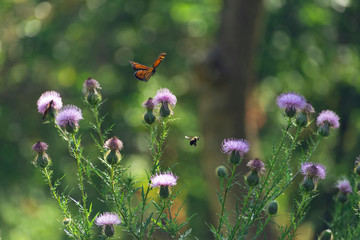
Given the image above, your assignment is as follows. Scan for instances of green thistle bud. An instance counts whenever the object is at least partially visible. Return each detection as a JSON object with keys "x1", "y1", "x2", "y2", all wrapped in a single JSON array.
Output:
[
  {"x1": 357, "y1": 181, "x2": 360, "y2": 191},
  {"x1": 285, "y1": 107, "x2": 296, "y2": 118},
  {"x1": 105, "y1": 150, "x2": 121, "y2": 165},
  {"x1": 216, "y1": 166, "x2": 227, "y2": 178},
  {"x1": 35, "y1": 153, "x2": 51, "y2": 168},
  {"x1": 160, "y1": 103, "x2": 171, "y2": 117},
  {"x1": 159, "y1": 185, "x2": 170, "y2": 198},
  {"x1": 86, "y1": 90, "x2": 102, "y2": 106},
  {"x1": 318, "y1": 123, "x2": 330, "y2": 137},
  {"x1": 337, "y1": 192, "x2": 348, "y2": 203},
  {"x1": 302, "y1": 178, "x2": 315, "y2": 192},
  {"x1": 267, "y1": 201, "x2": 278, "y2": 215},
  {"x1": 104, "y1": 224, "x2": 115, "y2": 237},
  {"x1": 144, "y1": 110, "x2": 156, "y2": 124},
  {"x1": 246, "y1": 171, "x2": 260, "y2": 187},
  {"x1": 65, "y1": 121, "x2": 78, "y2": 134},
  {"x1": 318, "y1": 229, "x2": 333, "y2": 240},
  {"x1": 296, "y1": 112, "x2": 308, "y2": 127},
  {"x1": 229, "y1": 151, "x2": 241, "y2": 165}
]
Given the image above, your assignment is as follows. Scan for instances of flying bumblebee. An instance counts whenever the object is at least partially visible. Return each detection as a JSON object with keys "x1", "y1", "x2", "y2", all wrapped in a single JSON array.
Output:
[{"x1": 185, "y1": 136, "x2": 200, "y2": 147}]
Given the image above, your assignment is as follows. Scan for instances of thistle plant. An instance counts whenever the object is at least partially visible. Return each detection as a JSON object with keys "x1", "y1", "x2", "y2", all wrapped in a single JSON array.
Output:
[
  {"x1": 32, "y1": 79, "x2": 190, "y2": 239},
  {"x1": 31, "y1": 64, "x2": 345, "y2": 239},
  {"x1": 210, "y1": 92, "x2": 337, "y2": 240}
]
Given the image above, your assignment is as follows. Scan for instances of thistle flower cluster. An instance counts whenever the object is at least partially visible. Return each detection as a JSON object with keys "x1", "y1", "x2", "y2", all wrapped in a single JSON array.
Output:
[
  {"x1": 95, "y1": 212, "x2": 121, "y2": 237},
  {"x1": 143, "y1": 88, "x2": 177, "y2": 121},
  {"x1": 104, "y1": 137, "x2": 124, "y2": 165},
  {"x1": 221, "y1": 138, "x2": 250, "y2": 164},
  {"x1": 32, "y1": 141, "x2": 51, "y2": 168},
  {"x1": 150, "y1": 172, "x2": 178, "y2": 198}
]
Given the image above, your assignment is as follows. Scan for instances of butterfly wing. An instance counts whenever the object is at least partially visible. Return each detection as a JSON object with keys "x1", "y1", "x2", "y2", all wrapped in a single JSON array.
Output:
[
  {"x1": 153, "y1": 52, "x2": 167, "y2": 68},
  {"x1": 134, "y1": 69, "x2": 154, "y2": 82},
  {"x1": 129, "y1": 61, "x2": 149, "y2": 70},
  {"x1": 42, "y1": 100, "x2": 54, "y2": 120}
]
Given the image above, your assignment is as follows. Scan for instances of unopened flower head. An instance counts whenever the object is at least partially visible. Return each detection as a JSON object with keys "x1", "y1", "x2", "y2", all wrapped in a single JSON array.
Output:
[
  {"x1": 95, "y1": 212, "x2": 121, "y2": 226},
  {"x1": 37, "y1": 91, "x2": 63, "y2": 114},
  {"x1": 316, "y1": 110, "x2": 340, "y2": 129},
  {"x1": 276, "y1": 92, "x2": 306, "y2": 117},
  {"x1": 221, "y1": 138, "x2": 250, "y2": 156},
  {"x1": 83, "y1": 77, "x2": 101, "y2": 91},
  {"x1": 32, "y1": 141, "x2": 50, "y2": 168},
  {"x1": 153, "y1": 88, "x2": 177, "y2": 107},
  {"x1": 150, "y1": 172, "x2": 178, "y2": 188},
  {"x1": 56, "y1": 105, "x2": 83, "y2": 132},
  {"x1": 247, "y1": 158, "x2": 265, "y2": 174},
  {"x1": 301, "y1": 162, "x2": 326, "y2": 181},
  {"x1": 143, "y1": 97, "x2": 155, "y2": 111},
  {"x1": 336, "y1": 179, "x2": 352, "y2": 194},
  {"x1": 32, "y1": 141, "x2": 48, "y2": 153},
  {"x1": 104, "y1": 137, "x2": 123, "y2": 151}
]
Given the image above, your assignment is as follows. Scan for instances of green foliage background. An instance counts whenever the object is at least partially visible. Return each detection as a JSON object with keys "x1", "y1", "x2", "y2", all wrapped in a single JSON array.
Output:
[{"x1": 0, "y1": 0, "x2": 360, "y2": 239}]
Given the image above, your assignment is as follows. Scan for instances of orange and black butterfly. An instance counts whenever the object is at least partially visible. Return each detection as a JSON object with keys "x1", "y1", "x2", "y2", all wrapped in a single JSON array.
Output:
[
  {"x1": 42, "y1": 100, "x2": 54, "y2": 120},
  {"x1": 129, "y1": 52, "x2": 166, "y2": 82}
]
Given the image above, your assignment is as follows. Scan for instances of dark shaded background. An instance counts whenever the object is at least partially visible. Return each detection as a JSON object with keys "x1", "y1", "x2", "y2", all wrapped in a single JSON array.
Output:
[{"x1": 1, "y1": 0, "x2": 360, "y2": 239}]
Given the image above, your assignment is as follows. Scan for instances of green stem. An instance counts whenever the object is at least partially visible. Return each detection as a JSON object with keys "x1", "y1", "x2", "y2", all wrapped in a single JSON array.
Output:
[
  {"x1": 71, "y1": 134, "x2": 90, "y2": 237},
  {"x1": 148, "y1": 198, "x2": 169, "y2": 238},
  {"x1": 229, "y1": 186, "x2": 253, "y2": 240},
  {"x1": 43, "y1": 168, "x2": 80, "y2": 238},
  {"x1": 91, "y1": 106, "x2": 105, "y2": 149},
  {"x1": 139, "y1": 119, "x2": 169, "y2": 238},
  {"x1": 281, "y1": 192, "x2": 311, "y2": 239},
  {"x1": 216, "y1": 164, "x2": 237, "y2": 239}
]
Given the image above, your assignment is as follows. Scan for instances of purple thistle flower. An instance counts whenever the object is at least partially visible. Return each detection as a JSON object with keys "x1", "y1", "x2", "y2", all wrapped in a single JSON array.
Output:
[
  {"x1": 83, "y1": 77, "x2": 101, "y2": 91},
  {"x1": 276, "y1": 92, "x2": 306, "y2": 117},
  {"x1": 316, "y1": 110, "x2": 340, "y2": 129},
  {"x1": 104, "y1": 137, "x2": 123, "y2": 151},
  {"x1": 336, "y1": 179, "x2": 352, "y2": 194},
  {"x1": 221, "y1": 138, "x2": 250, "y2": 156},
  {"x1": 143, "y1": 97, "x2": 155, "y2": 111},
  {"x1": 153, "y1": 88, "x2": 177, "y2": 107},
  {"x1": 301, "y1": 162, "x2": 326, "y2": 181},
  {"x1": 95, "y1": 212, "x2": 121, "y2": 226},
  {"x1": 150, "y1": 172, "x2": 178, "y2": 188},
  {"x1": 37, "y1": 91, "x2": 63, "y2": 114},
  {"x1": 56, "y1": 105, "x2": 83, "y2": 130},
  {"x1": 247, "y1": 158, "x2": 265, "y2": 174},
  {"x1": 32, "y1": 141, "x2": 48, "y2": 153}
]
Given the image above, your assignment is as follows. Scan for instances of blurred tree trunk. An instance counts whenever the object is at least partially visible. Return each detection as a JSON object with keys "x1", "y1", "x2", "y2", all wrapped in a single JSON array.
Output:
[{"x1": 196, "y1": 0, "x2": 275, "y2": 238}]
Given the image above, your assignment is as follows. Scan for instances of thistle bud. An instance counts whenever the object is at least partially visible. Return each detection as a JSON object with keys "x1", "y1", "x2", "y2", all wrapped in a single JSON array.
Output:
[
  {"x1": 246, "y1": 171, "x2": 260, "y2": 187},
  {"x1": 318, "y1": 123, "x2": 330, "y2": 137},
  {"x1": 296, "y1": 112, "x2": 308, "y2": 127},
  {"x1": 229, "y1": 151, "x2": 241, "y2": 165},
  {"x1": 160, "y1": 103, "x2": 171, "y2": 117},
  {"x1": 159, "y1": 185, "x2": 170, "y2": 198},
  {"x1": 318, "y1": 229, "x2": 333, "y2": 240},
  {"x1": 144, "y1": 110, "x2": 156, "y2": 124},
  {"x1": 357, "y1": 181, "x2": 360, "y2": 191},
  {"x1": 104, "y1": 224, "x2": 115, "y2": 237},
  {"x1": 337, "y1": 192, "x2": 348, "y2": 203},
  {"x1": 32, "y1": 141, "x2": 51, "y2": 168},
  {"x1": 83, "y1": 77, "x2": 102, "y2": 106},
  {"x1": 104, "y1": 137, "x2": 123, "y2": 165},
  {"x1": 302, "y1": 178, "x2": 315, "y2": 192},
  {"x1": 267, "y1": 201, "x2": 278, "y2": 215},
  {"x1": 216, "y1": 166, "x2": 228, "y2": 178}
]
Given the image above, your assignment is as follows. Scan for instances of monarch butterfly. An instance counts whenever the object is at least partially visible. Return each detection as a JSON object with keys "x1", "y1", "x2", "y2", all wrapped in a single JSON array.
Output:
[
  {"x1": 42, "y1": 100, "x2": 54, "y2": 120},
  {"x1": 129, "y1": 52, "x2": 167, "y2": 82},
  {"x1": 185, "y1": 136, "x2": 200, "y2": 147}
]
